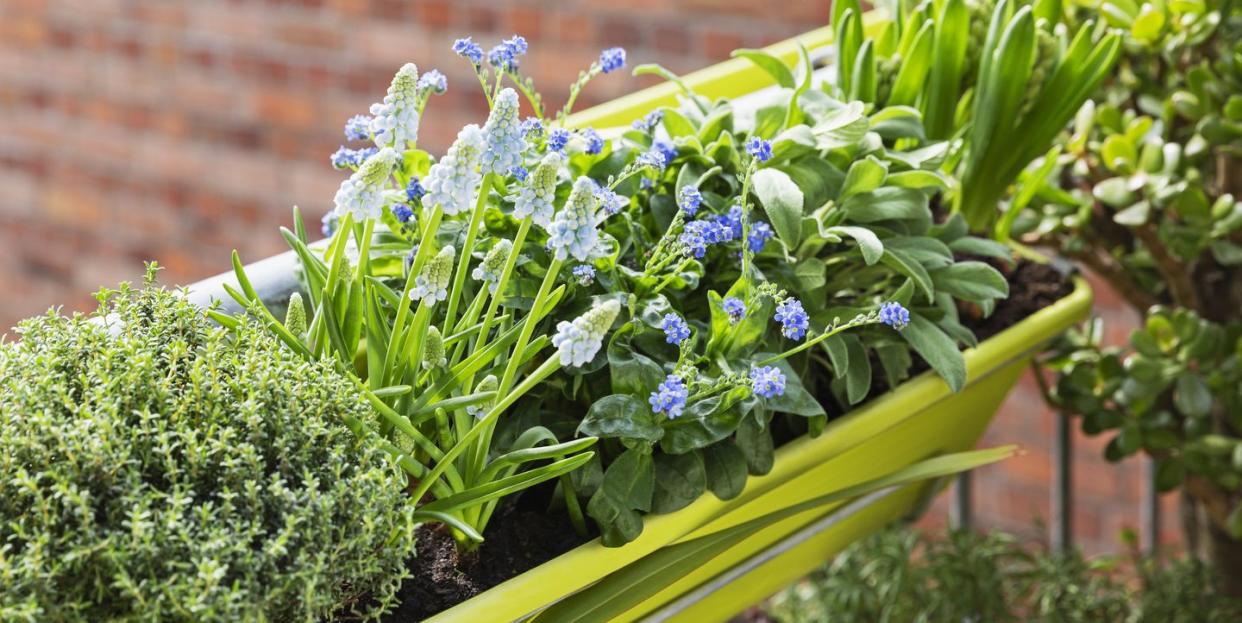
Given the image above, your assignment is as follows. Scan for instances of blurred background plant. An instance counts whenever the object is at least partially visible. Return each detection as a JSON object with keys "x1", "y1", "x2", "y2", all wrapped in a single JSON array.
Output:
[
  {"x1": 760, "y1": 526, "x2": 1242, "y2": 623},
  {"x1": 1013, "y1": 0, "x2": 1242, "y2": 592}
]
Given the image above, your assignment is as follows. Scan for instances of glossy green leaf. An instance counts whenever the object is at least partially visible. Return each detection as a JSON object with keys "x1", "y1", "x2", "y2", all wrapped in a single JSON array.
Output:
[
  {"x1": 901, "y1": 313, "x2": 966, "y2": 391},
  {"x1": 651, "y1": 451, "x2": 707, "y2": 514},
  {"x1": 753, "y1": 168, "x2": 805, "y2": 250}
]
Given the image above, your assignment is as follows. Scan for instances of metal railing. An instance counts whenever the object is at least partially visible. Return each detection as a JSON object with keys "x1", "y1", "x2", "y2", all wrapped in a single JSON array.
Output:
[{"x1": 949, "y1": 400, "x2": 1163, "y2": 555}]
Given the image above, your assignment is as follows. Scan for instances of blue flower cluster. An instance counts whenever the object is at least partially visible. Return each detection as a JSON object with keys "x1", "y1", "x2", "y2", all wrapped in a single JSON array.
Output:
[
  {"x1": 661, "y1": 313, "x2": 690, "y2": 344},
  {"x1": 452, "y1": 37, "x2": 484, "y2": 64},
  {"x1": 774, "y1": 298, "x2": 809, "y2": 341},
  {"x1": 480, "y1": 88, "x2": 526, "y2": 176},
  {"x1": 330, "y1": 146, "x2": 377, "y2": 170},
  {"x1": 599, "y1": 47, "x2": 626, "y2": 74},
  {"x1": 344, "y1": 114, "x2": 371, "y2": 141},
  {"x1": 390, "y1": 204, "x2": 414, "y2": 224},
  {"x1": 746, "y1": 137, "x2": 773, "y2": 162},
  {"x1": 405, "y1": 177, "x2": 426, "y2": 202},
  {"x1": 649, "y1": 374, "x2": 688, "y2": 419},
  {"x1": 654, "y1": 140, "x2": 677, "y2": 167},
  {"x1": 488, "y1": 35, "x2": 528, "y2": 71},
  {"x1": 514, "y1": 152, "x2": 561, "y2": 227},
  {"x1": 637, "y1": 148, "x2": 669, "y2": 171},
  {"x1": 422, "y1": 124, "x2": 485, "y2": 216},
  {"x1": 572, "y1": 264, "x2": 596, "y2": 286},
  {"x1": 748, "y1": 220, "x2": 774, "y2": 253},
  {"x1": 678, "y1": 186, "x2": 703, "y2": 216},
  {"x1": 595, "y1": 186, "x2": 624, "y2": 216},
  {"x1": 521, "y1": 117, "x2": 544, "y2": 138},
  {"x1": 471, "y1": 240, "x2": 511, "y2": 295},
  {"x1": 417, "y1": 69, "x2": 448, "y2": 95},
  {"x1": 680, "y1": 219, "x2": 732, "y2": 258},
  {"x1": 581, "y1": 128, "x2": 605, "y2": 155},
  {"x1": 632, "y1": 110, "x2": 662, "y2": 133},
  {"x1": 369, "y1": 63, "x2": 420, "y2": 150},
  {"x1": 749, "y1": 365, "x2": 787, "y2": 398},
  {"x1": 722, "y1": 297, "x2": 746, "y2": 324},
  {"x1": 547, "y1": 128, "x2": 571, "y2": 152},
  {"x1": 333, "y1": 147, "x2": 398, "y2": 220},
  {"x1": 509, "y1": 165, "x2": 528, "y2": 182},
  {"x1": 546, "y1": 177, "x2": 600, "y2": 261},
  {"x1": 553, "y1": 299, "x2": 621, "y2": 367},
  {"x1": 879, "y1": 302, "x2": 910, "y2": 330}
]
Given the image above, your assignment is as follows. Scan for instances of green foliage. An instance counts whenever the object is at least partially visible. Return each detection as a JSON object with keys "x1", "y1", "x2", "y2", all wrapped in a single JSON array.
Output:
[
  {"x1": 0, "y1": 271, "x2": 415, "y2": 622},
  {"x1": 536, "y1": 448, "x2": 1016, "y2": 622},
  {"x1": 1020, "y1": 0, "x2": 1242, "y2": 547},
  {"x1": 833, "y1": 0, "x2": 1122, "y2": 231},
  {"x1": 566, "y1": 63, "x2": 1011, "y2": 542},
  {"x1": 765, "y1": 527, "x2": 1242, "y2": 622},
  {"x1": 236, "y1": 32, "x2": 1018, "y2": 554}
]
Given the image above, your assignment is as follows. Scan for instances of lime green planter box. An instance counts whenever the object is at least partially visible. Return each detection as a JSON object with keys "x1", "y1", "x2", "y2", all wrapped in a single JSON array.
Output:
[{"x1": 425, "y1": 278, "x2": 1090, "y2": 622}]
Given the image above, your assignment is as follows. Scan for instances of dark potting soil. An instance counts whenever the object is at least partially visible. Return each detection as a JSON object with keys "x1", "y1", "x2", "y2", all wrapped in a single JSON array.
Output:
[
  {"x1": 376, "y1": 499, "x2": 592, "y2": 621},
  {"x1": 966, "y1": 258, "x2": 1073, "y2": 342},
  {"x1": 370, "y1": 258, "x2": 1072, "y2": 620}
]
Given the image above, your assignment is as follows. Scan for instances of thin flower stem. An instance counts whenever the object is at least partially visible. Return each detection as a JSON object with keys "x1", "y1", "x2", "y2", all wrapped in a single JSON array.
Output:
[
  {"x1": 608, "y1": 166, "x2": 648, "y2": 191},
  {"x1": 498, "y1": 257, "x2": 564, "y2": 396},
  {"x1": 739, "y1": 159, "x2": 758, "y2": 276},
  {"x1": 509, "y1": 74, "x2": 545, "y2": 120},
  {"x1": 557, "y1": 66, "x2": 599, "y2": 124},
  {"x1": 650, "y1": 258, "x2": 694, "y2": 296},
  {"x1": 381, "y1": 206, "x2": 443, "y2": 388},
  {"x1": 445, "y1": 173, "x2": 493, "y2": 332},
  {"x1": 757, "y1": 319, "x2": 878, "y2": 367},
  {"x1": 471, "y1": 217, "x2": 532, "y2": 354}
]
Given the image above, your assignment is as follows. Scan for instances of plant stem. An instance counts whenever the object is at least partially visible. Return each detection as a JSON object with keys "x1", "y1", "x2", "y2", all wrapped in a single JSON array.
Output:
[
  {"x1": 499, "y1": 257, "x2": 564, "y2": 397},
  {"x1": 650, "y1": 259, "x2": 694, "y2": 296},
  {"x1": 381, "y1": 206, "x2": 443, "y2": 387},
  {"x1": 757, "y1": 318, "x2": 877, "y2": 366},
  {"x1": 445, "y1": 173, "x2": 493, "y2": 333}
]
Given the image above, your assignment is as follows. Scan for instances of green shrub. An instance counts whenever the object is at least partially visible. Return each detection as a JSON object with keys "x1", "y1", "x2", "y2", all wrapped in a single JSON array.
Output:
[
  {"x1": 765, "y1": 527, "x2": 1242, "y2": 623},
  {"x1": 0, "y1": 272, "x2": 416, "y2": 622}
]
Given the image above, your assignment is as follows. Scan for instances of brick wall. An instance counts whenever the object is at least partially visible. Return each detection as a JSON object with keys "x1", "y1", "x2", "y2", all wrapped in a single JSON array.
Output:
[
  {"x1": 0, "y1": 0, "x2": 825, "y2": 326},
  {"x1": 0, "y1": 0, "x2": 1169, "y2": 567}
]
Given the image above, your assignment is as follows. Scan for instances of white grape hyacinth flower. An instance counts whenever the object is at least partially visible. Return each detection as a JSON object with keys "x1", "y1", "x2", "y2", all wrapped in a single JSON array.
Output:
[{"x1": 552, "y1": 299, "x2": 621, "y2": 367}]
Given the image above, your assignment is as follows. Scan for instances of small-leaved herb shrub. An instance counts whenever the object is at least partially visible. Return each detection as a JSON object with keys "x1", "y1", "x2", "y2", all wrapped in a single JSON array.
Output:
[
  {"x1": 764, "y1": 527, "x2": 1242, "y2": 623},
  {"x1": 0, "y1": 270, "x2": 415, "y2": 622}
]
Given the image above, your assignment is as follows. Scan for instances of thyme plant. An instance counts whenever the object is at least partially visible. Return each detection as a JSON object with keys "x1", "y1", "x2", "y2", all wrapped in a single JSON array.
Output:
[{"x1": 0, "y1": 271, "x2": 416, "y2": 622}]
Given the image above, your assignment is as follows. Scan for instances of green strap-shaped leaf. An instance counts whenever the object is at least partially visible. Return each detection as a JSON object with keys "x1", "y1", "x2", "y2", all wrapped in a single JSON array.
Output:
[
  {"x1": 534, "y1": 446, "x2": 1016, "y2": 622},
  {"x1": 731, "y1": 49, "x2": 795, "y2": 89},
  {"x1": 923, "y1": 0, "x2": 969, "y2": 138}
]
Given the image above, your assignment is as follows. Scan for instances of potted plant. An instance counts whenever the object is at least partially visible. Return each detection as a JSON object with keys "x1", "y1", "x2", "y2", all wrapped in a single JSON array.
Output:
[
  {"x1": 198, "y1": 3, "x2": 1108, "y2": 619},
  {"x1": 1022, "y1": 0, "x2": 1242, "y2": 595}
]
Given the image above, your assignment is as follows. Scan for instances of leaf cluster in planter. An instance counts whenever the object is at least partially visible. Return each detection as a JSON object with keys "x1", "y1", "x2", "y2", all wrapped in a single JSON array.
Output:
[
  {"x1": 223, "y1": 6, "x2": 1057, "y2": 566},
  {"x1": 556, "y1": 59, "x2": 1015, "y2": 542},
  {"x1": 829, "y1": 0, "x2": 1122, "y2": 232}
]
